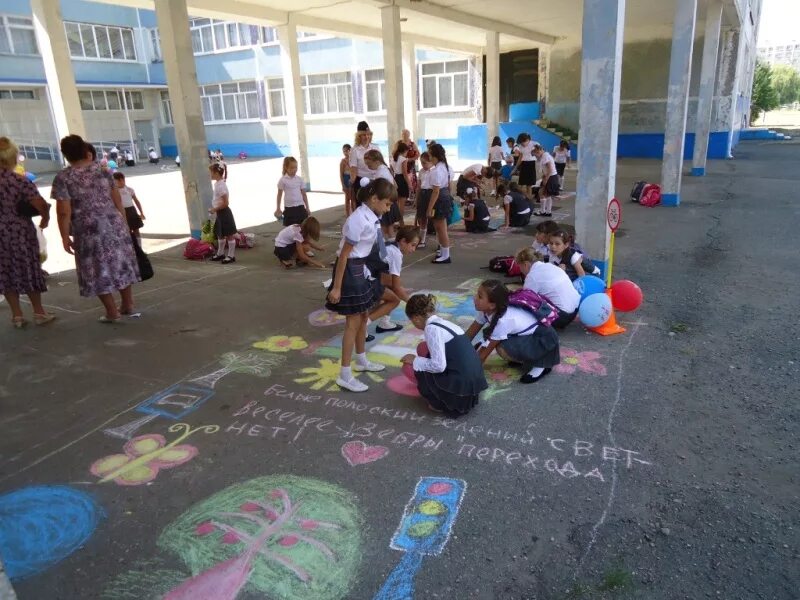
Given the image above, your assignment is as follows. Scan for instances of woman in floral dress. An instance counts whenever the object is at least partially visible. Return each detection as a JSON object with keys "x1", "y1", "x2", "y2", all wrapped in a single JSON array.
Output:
[
  {"x1": 0, "y1": 137, "x2": 55, "y2": 328},
  {"x1": 52, "y1": 135, "x2": 140, "y2": 322}
]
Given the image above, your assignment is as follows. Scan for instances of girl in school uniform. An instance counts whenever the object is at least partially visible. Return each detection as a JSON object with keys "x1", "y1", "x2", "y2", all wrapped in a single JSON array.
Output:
[
  {"x1": 426, "y1": 144, "x2": 455, "y2": 264},
  {"x1": 499, "y1": 183, "x2": 532, "y2": 228},
  {"x1": 340, "y1": 144, "x2": 353, "y2": 216},
  {"x1": 401, "y1": 293, "x2": 488, "y2": 414},
  {"x1": 548, "y1": 230, "x2": 601, "y2": 281},
  {"x1": 349, "y1": 121, "x2": 379, "y2": 202},
  {"x1": 112, "y1": 172, "x2": 145, "y2": 245},
  {"x1": 463, "y1": 188, "x2": 492, "y2": 233},
  {"x1": 532, "y1": 220, "x2": 559, "y2": 260},
  {"x1": 553, "y1": 140, "x2": 571, "y2": 190},
  {"x1": 488, "y1": 136, "x2": 505, "y2": 194},
  {"x1": 391, "y1": 142, "x2": 412, "y2": 225},
  {"x1": 415, "y1": 152, "x2": 433, "y2": 247},
  {"x1": 533, "y1": 144, "x2": 560, "y2": 217},
  {"x1": 209, "y1": 163, "x2": 237, "y2": 264},
  {"x1": 364, "y1": 149, "x2": 401, "y2": 236},
  {"x1": 275, "y1": 156, "x2": 311, "y2": 226},
  {"x1": 515, "y1": 247, "x2": 580, "y2": 329},
  {"x1": 326, "y1": 178, "x2": 395, "y2": 392},
  {"x1": 466, "y1": 279, "x2": 560, "y2": 384},
  {"x1": 368, "y1": 225, "x2": 421, "y2": 334},
  {"x1": 512, "y1": 133, "x2": 536, "y2": 198},
  {"x1": 273, "y1": 216, "x2": 326, "y2": 269}
]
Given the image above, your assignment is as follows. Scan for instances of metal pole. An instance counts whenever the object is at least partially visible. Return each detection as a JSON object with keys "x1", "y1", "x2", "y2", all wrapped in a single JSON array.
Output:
[{"x1": 121, "y1": 88, "x2": 136, "y2": 162}]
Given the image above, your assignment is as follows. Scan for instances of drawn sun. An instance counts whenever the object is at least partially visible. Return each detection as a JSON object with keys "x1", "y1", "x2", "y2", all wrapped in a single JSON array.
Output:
[{"x1": 295, "y1": 359, "x2": 383, "y2": 391}]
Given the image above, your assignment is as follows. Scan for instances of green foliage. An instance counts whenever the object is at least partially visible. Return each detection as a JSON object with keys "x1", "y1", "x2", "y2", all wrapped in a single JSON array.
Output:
[
  {"x1": 771, "y1": 64, "x2": 800, "y2": 106},
  {"x1": 751, "y1": 61, "x2": 780, "y2": 122}
]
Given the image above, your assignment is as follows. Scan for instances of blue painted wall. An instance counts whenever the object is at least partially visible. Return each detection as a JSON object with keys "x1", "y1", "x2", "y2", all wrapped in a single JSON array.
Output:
[
  {"x1": 616, "y1": 131, "x2": 730, "y2": 159},
  {"x1": 61, "y1": 0, "x2": 140, "y2": 25},
  {"x1": 498, "y1": 121, "x2": 578, "y2": 160},
  {"x1": 457, "y1": 124, "x2": 488, "y2": 160},
  {"x1": 508, "y1": 102, "x2": 540, "y2": 122}
]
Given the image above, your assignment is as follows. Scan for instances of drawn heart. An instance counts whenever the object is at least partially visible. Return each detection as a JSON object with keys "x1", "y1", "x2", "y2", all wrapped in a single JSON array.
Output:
[{"x1": 341, "y1": 441, "x2": 389, "y2": 466}]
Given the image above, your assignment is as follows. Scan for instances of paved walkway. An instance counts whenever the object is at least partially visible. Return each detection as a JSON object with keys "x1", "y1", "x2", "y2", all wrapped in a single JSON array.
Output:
[{"x1": 1, "y1": 138, "x2": 797, "y2": 599}]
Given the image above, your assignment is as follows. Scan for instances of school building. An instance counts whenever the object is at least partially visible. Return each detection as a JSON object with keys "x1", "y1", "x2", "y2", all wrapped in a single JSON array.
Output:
[{"x1": 0, "y1": 0, "x2": 762, "y2": 272}]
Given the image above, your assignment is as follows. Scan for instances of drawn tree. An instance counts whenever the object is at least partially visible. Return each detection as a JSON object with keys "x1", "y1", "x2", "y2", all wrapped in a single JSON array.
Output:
[
  {"x1": 158, "y1": 475, "x2": 363, "y2": 600},
  {"x1": 188, "y1": 352, "x2": 282, "y2": 389}
]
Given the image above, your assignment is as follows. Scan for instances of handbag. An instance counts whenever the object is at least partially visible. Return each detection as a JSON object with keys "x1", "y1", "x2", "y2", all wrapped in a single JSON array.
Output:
[
  {"x1": 17, "y1": 199, "x2": 39, "y2": 218},
  {"x1": 131, "y1": 235, "x2": 154, "y2": 281}
]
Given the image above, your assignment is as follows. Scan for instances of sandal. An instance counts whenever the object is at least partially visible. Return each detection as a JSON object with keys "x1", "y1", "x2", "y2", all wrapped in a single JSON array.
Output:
[
  {"x1": 98, "y1": 315, "x2": 122, "y2": 324},
  {"x1": 33, "y1": 313, "x2": 56, "y2": 326},
  {"x1": 12, "y1": 316, "x2": 28, "y2": 329}
]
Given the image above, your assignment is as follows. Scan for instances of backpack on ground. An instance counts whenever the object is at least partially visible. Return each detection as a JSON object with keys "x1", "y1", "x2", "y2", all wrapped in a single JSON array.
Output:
[
  {"x1": 639, "y1": 183, "x2": 662, "y2": 207},
  {"x1": 508, "y1": 288, "x2": 559, "y2": 327},
  {"x1": 630, "y1": 180, "x2": 647, "y2": 203},
  {"x1": 234, "y1": 232, "x2": 256, "y2": 248},
  {"x1": 184, "y1": 238, "x2": 215, "y2": 260},
  {"x1": 488, "y1": 255, "x2": 522, "y2": 278}
]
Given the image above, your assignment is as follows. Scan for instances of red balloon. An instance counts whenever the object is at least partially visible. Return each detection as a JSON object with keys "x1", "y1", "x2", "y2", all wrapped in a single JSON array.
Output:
[{"x1": 610, "y1": 280, "x2": 643, "y2": 312}]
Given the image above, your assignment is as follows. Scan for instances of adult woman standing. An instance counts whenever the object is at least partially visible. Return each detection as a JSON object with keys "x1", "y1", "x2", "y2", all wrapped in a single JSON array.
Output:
[
  {"x1": 52, "y1": 135, "x2": 140, "y2": 322},
  {"x1": 0, "y1": 137, "x2": 55, "y2": 328},
  {"x1": 349, "y1": 121, "x2": 378, "y2": 203},
  {"x1": 398, "y1": 129, "x2": 420, "y2": 203}
]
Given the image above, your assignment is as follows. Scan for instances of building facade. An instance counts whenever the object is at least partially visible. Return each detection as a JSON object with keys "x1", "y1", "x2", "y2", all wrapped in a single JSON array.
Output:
[{"x1": 757, "y1": 41, "x2": 800, "y2": 71}]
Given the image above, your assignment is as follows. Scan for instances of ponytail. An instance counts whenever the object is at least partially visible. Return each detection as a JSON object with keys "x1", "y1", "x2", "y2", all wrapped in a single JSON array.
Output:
[{"x1": 479, "y1": 279, "x2": 509, "y2": 338}]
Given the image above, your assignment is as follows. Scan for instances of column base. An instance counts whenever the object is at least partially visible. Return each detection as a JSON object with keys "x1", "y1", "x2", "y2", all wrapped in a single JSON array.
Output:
[
  {"x1": 190, "y1": 229, "x2": 202, "y2": 240},
  {"x1": 661, "y1": 193, "x2": 680, "y2": 207},
  {"x1": 691, "y1": 167, "x2": 705, "y2": 176}
]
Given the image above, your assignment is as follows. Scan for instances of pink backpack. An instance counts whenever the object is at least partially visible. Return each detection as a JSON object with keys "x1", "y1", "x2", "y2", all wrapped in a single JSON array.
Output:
[
  {"x1": 184, "y1": 238, "x2": 215, "y2": 260},
  {"x1": 508, "y1": 288, "x2": 559, "y2": 327},
  {"x1": 639, "y1": 184, "x2": 662, "y2": 207}
]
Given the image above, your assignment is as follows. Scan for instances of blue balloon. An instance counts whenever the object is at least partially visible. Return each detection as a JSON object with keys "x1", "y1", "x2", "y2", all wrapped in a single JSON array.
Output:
[
  {"x1": 579, "y1": 292, "x2": 613, "y2": 327},
  {"x1": 573, "y1": 275, "x2": 606, "y2": 301},
  {"x1": 25, "y1": 172, "x2": 36, "y2": 182}
]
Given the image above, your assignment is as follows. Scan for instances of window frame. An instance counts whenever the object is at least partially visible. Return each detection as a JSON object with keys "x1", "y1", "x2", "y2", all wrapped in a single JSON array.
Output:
[
  {"x1": 363, "y1": 68, "x2": 386, "y2": 115},
  {"x1": 0, "y1": 88, "x2": 37, "y2": 100},
  {"x1": 64, "y1": 21, "x2": 138, "y2": 62},
  {"x1": 78, "y1": 89, "x2": 144, "y2": 112},
  {"x1": 418, "y1": 59, "x2": 472, "y2": 113},
  {"x1": 160, "y1": 91, "x2": 173, "y2": 125},
  {"x1": 0, "y1": 14, "x2": 39, "y2": 56},
  {"x1": 266, "y1": 77, "x2": 286, "y2": 120},
  {"x1": 300, "y1": 70, "x2": 354, "y2": 117},
  {"x1": 199, "y1": 80, "x2": 261, "y2": 123}
]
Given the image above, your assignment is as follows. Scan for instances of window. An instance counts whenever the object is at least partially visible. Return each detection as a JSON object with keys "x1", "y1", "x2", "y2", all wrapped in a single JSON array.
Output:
[
  {"x1": 364, "y1": 68, "x2": 385, "y2": 113},
  {"x1": 160, "y1": 91, "x2": 173, "y2": 125},
  {"x1": 149, "y1": 28, "x2": 161, "y2": 61},
  {"x1": 302, "y1": 71, "x2": 352, "y2": 115},
  {"x1": 420, "y1": 60, "x2": 470, "y2": 109},
  {"x1": 266, "y1": 78, "x2": 285, "y2": 118},
  {"x1": 78, "y1": 90, "x2": 144, "y2": 111},
  {"x1": 190, "y1": 18, "x2": 263, "y2": 54},
  {"x1": 64, "y1": 22, "x2": 137, "y2": 61},
  {"x1": 200, "y1": 81, "x2": 260, "y2": 122},
  {"x1": 0, "y1": 15, "x2": 38, "y2": 55},
  {"x1": 0, "y1": 89, "x2": 36, "y2": 100}
]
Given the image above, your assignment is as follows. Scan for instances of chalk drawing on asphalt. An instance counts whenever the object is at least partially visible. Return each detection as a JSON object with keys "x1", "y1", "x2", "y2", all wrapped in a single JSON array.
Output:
[{"x1": 341, "y1": 441, "x2": 389, "y2": 466}]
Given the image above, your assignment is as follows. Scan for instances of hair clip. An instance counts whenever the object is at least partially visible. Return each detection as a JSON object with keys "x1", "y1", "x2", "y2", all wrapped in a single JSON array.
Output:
[
  {"x1": 466, "y1": 187, "x2": 474, "y2": 194},
  {"x1": 360, "y1": 177, "x2": 371, "y2": 187}
]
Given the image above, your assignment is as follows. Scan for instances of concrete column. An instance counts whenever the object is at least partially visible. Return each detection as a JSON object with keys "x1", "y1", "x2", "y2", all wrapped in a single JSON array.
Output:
[
  {"x1": 691, "y1": 0, "x2": 723, "y2": 176},
  {"x1": 277, "y1": 22, "x2": 311, "y2": 190},
  {"x1": 381, "y1": 5, "x2": 404, "y2": 147},
  {"x1": 154, "y1": 0, "x2": 214, "y2": 238},
  {"x1": 485, "y1": 31, "x2": 500, "y2": 140},
  {"x1": 538, "y1": 46, "x2": 551, "y2": 115},
  {"x1": 575, "y1": 0, "x2": 625, "y2": 273},
  {"x1": 716, "y1": 28, "x2": 739, "y2": 158},
  {"x1": 660, "y1": 0, "x2": 698, "y2": 206},
  {"x1": 401, "y1": 41, "x2": 418, "y2": 137},
  {"x1": 30, "y1": 0, "x2": 86, "y2": 141}
]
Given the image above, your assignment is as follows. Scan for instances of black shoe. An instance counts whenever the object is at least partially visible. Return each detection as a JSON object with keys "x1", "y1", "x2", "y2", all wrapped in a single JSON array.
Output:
[
  {"x1": 376, "y1": 323, "x2": 403, "y2": 333},
  {"x1": 366, "y1": 334, "x2": 375, "y2": 342},
  {"x1": 221, "y1": 257, "x2": 236, "y2": 264},
  {"x1": 432, "y1": 257, "x2": 451, "y2": 264},
  {"x1": 519, "y1": 367, "x2": 552, "y2": 384},
  {"x1": 211, "y1": 254, "x2": 224, "y2": 261}
]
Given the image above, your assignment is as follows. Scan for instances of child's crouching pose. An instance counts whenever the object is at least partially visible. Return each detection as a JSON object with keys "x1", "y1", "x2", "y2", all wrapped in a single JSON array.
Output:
[
  {"x1": 463, "y1": 187, "x2": 491, "y2": 233},
  {"x1": 466, "y1": 279, "x2": 560, "y2": 384},
  {"x1": 368, "y1": 225, "x2": 420, "y2": 335},
  {"x1": 401, "y1": 294, "x2": 487, "y2": 415},
  {"x1": 274, "y1": 216, "x2": 325, "y2": 269},
  {"x1": 515, "y1": 247, "x2": 580, "y2": 329},
  {"x1": 548, "y1": 230, "x2": 601, "y2": 281},
  {"x1": 326, "y1": 179, "x2": 394, "y2": 392}
]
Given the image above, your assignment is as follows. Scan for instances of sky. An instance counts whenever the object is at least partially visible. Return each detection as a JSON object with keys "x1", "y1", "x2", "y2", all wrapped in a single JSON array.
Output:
[{"x1": 757, "y1": 0, "x2": 800, "y2": 45}]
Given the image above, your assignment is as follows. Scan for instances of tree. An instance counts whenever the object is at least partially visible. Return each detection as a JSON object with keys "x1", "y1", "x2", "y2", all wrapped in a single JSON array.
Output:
[
  {"x1": 751, "y1": 61, "x2": 780, "y2": 123},
  {"x1": 771, "y1": 64, "x2": 800, "y2": 106}
]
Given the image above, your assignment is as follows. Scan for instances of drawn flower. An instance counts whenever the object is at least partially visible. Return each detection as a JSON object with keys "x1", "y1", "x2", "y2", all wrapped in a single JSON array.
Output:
[
  {"x1": 308, "y1": 309, "x2": 346, "y2": 327},
  {"x1": 253, "y1": 335, "x2": 308, "y2": 353},
  {"x1": 554, "y1": 348, "x2": 607, "y2": 376},
  {"x1": 295, "y1": 359, "x2": 383, "y2": 391}
]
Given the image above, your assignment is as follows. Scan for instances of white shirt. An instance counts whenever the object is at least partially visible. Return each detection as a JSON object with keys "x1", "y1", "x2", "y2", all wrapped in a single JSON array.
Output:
[
  {"x1": 531, "y1": 240, "x2": 552, "y2": 260},
  {"x1": 372, "y1": 164, "x2": 395, "y2": 185},
  {"x1": 419, "y1": 168, "x2": 432, "y2": 190},
  {"x1": 476, "y1": 305, "x2": 539, "y2": 342},
  {"x1": 463, "y1": 163, "x2": 483, "y2": 177},
  {"x1": 118, "y1": 186, "x2": 135, "y2": 208},
  {"x1": 349, "y1": 143, "x2": 379, "y2": 178},
  {"x1": 429, "y1": 162, "x2": 450, "y2": 188},
  {"x1": 148, "y1": 150, "x2": 158, "y2": 160},
  {"x1": 213, "y1": 179, "x2": 228, "y2": 209},
  {"x1": 519, "y1": 141, "x2": 536, "y2": 162},
  {"x1": 275, "y1": 223, "x2": 304, "y2": 248},
  {"x1": 538, "y1": 152, "x2": 557, "y2": 177},
  {"x1": 524, "y1": 261, "x2": 580, "y2": 314},
  {"x1": 413, "y1": 316, "x2": 464, "y2": 373},
  {"x1": 392, "y1": 155, "x2": 407, "y2": 175},
  {"x1": 503, "y1": 194, "x2": 530, "y2": 214},
  {"x1": 488, "y1": 146, "x2": 504, "y2": 162},
  {"x1": 338, "y1": 203, "x2": 378, "y2": 258},
  {"x1": 384, "y1": 244, "x2": 403, "y2": 277},
  {"x1": 278, "y1": 175, "x2": 305, "y2": 208},
  {"x1": 550, "y1": 250, "x2": 601, "y2": 275},
  {"x1": 553, "y1": 148, "x2": 570, "y2": 163}
]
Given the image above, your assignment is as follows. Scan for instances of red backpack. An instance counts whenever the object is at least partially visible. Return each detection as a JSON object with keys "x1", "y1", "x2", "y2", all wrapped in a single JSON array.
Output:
[
  {"x1": 488, "y1": 256, "x2": 522, "y2": 278},
  {"x1": 508, "y1": 288, "x2": 559, "y2": 327},
  {"x1": 639, "y1": 184, "x2": 662, "y2": 207},
  {"x1": 184, "y1": 238, "x2": 215, "y2": 260}
]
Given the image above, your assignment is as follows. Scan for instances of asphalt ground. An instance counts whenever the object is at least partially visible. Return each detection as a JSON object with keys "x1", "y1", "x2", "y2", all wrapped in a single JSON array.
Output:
[{"x1": 0, "y1": 137, "x2": 798, "y2": 600}]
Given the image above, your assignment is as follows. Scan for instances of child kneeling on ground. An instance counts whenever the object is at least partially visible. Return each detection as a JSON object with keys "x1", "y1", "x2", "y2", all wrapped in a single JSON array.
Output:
[
  {"x1": 401, "y1": 293, "x2": 487, "y2": 415},
  {"x1": 548, "y1": 230, "x2": 601, "y2": 281},
  {"x1": 273, "y1": 216, "x2": 326, "y2": 269},
  {"x1": 500, "y1": 183, "x2": 532, "y2": 228},
  {"x1": 463, "y1": 188, "x2": 492, "y2": 233},
  {"x1": 515, "y1": 247, "x2": 580, "y2": 329}
]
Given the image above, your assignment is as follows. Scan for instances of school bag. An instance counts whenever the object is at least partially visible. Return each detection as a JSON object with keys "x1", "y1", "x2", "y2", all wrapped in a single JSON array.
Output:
[
  {"x1": 184, "y1": 238, "x2": 215, "y2": 260},
  {"x1": 630, "y1": 180, "x2": 647, "y2": 203},
  {"x1": 234, "y1": 231, "x2": 256, "y2": 248},
  {"x1": 639, "y1": 183, "x2": 662, "y2": 207},
  {"x1": 488, "y1": 255, "x2": 522, "y2": 278},
  {"x1": 132, "y1": 234, "x2": 154, "y2": 281},
  {"x1": 508, "y1": 288, "x2": 559, "y2": 327}
]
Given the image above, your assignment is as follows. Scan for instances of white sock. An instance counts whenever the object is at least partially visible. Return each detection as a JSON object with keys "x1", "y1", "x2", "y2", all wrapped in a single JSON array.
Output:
[
  {"x1": 367, "y1": 318, "x2": 372, "y2": 326},
  {"x1": 355, "y1": 352, "x2": 369, "y2": 366},
  {"x1": 528, "y1": 366, "x2": 545, "y2": 377},
  {"x1": 216, "y1": 239, "x2": 226, "y2": 256},
  {"x1": 227, "y1": 240, "x2": 236, "y2": 257},
  {"x1": 420, "y1": 230, "x2": 427, "y2": 244},
  {"x1": 546, "y1": 197, "x2": 554, "y2": 213},
  {"x1": 340, "y1": 366, "x2": 352, "y2": 380},
  {"x1": 379, "y1": 315, "x2": 393, "y2": 327},
  {"x1": 437, "y1": 246, "x2": 450, "y2": 261}
]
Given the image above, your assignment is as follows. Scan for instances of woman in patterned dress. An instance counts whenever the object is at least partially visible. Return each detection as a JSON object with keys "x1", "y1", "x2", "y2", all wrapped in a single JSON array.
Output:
[
  {"x1": 52, "y1": 135, "x2": 140, "y2": 323},
  {"x1": 0, "y1": 137, "x2": 55, "y2": 328}
]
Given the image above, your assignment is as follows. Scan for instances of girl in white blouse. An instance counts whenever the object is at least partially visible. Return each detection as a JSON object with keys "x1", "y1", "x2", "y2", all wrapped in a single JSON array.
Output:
[{"x1": 425, "y1": 144, "x2": 455, "y2": 264}]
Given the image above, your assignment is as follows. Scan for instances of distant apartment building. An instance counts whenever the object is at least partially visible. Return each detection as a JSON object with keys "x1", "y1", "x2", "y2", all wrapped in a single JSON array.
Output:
[{"x1": 757, "y1": 41, "x2": 800, "y2": 71}]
